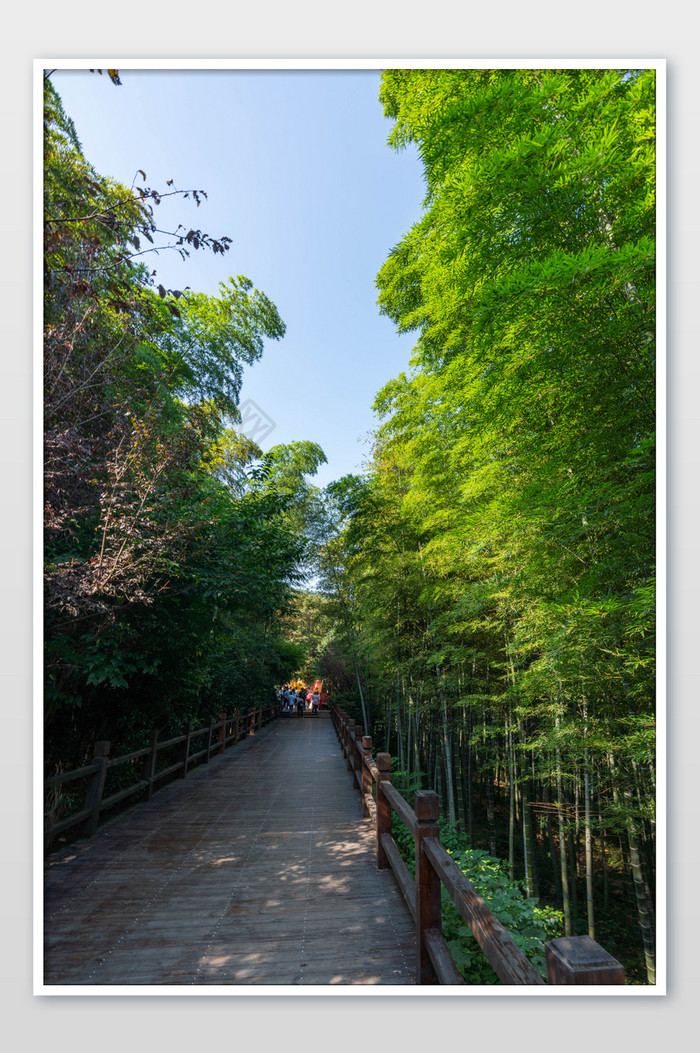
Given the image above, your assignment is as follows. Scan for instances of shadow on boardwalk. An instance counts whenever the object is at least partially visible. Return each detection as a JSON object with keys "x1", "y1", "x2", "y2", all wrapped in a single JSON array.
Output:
[{"x1": 43, "y1": 713, "x2": 416, "y2": 987}]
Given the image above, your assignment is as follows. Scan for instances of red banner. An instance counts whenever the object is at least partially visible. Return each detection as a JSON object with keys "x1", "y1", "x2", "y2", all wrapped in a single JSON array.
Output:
[{"x1": 313, "y1": 679, "x2": 323, "y2": 693}]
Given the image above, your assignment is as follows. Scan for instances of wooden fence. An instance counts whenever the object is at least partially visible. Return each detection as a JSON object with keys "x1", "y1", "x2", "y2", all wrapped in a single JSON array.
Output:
[
  {"x1": 332, "y1": 704, "x2": 626, "y2": 987},
  {"x1": 44, "y1": 703, "x2": 279, "y2": 847}
]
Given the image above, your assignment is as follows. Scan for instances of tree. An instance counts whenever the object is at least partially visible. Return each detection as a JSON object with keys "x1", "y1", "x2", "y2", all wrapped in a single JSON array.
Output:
[{"x1": 43, "y1": 76, "x2": 322, "y2": 771}]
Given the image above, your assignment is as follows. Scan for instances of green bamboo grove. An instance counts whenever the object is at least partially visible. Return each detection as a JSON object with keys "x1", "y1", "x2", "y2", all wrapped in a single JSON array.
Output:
[{"x1": 306, "y1": 69, "x2": 656, "y2": 983}]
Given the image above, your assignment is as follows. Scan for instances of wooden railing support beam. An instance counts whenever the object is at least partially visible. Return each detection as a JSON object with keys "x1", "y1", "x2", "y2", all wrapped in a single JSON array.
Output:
[
  {"x1": 415, "y1": 789, "x2": 441, "y2": 985},
  {"x1": 353, "y1": 724, "x2": 362, "y2": 787},
  {"x1": 180, "y1": 724, "x2": 192, "y2": 778},
  {"x1": 361, "y1": 736, "x2": 372, "y2": 817},
  {"x1": 82, "y1": 741, "x2": 110, "y2": 838},
  {"x1": 205, "y1": 718, "x2": 214, "y2": 764},
  {"x1": 376, "y1": 753, "x2": 392, "y2": 870},
  {"x1": 143, "y1": 730, "x2": 158, "y2": 800}
]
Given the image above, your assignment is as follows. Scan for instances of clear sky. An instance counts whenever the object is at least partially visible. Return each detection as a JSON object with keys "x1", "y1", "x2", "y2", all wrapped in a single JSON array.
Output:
[{"x1": 50, "y1": 66, "x2": 426, "y2": 489}]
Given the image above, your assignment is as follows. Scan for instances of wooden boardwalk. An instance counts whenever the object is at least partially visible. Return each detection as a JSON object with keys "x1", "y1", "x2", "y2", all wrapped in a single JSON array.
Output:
[{"x1": 43, "y1": 712, "x2": 416, "y2": 987}]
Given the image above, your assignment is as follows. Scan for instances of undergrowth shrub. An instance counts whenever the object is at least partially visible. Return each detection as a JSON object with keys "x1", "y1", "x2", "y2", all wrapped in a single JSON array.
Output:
[{"x1": 390, "y1": 769, "x2": 562, "y2": 983}]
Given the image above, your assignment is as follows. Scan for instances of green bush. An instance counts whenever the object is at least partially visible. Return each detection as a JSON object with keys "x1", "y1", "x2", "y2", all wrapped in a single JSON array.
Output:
[
  {"x1": 389, "y1": 794, "x2": 563, "y2": 984},
  {"x1": 441, "y1": 846, "x2": 562, "y2": 983}
]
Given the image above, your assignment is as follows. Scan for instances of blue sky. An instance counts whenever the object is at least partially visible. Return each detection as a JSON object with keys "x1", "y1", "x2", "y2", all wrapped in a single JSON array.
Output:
[{"x1": 51, "y1": 67, "x2": 426, "y2": 489}]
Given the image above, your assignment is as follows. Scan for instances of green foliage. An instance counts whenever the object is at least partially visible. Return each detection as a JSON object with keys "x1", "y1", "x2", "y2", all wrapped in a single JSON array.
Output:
[
  {"x1": 389, "y1": 803, "x2": 562, "y2": 984},
  {"x1": 43, "y1": 77, "x2": 325, "y2": 771},
  {"x1": 441, "y1": 847, "x2": 563, "y2": 983},
  {"x1": 159, "y1": 276, "x2": 286, "y2": 415}
]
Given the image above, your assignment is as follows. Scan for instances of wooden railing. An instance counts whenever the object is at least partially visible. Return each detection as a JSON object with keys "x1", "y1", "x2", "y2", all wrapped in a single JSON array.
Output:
[
  {"x1": 331, "y1": 704, "x2": 626, "y2": 987},
  {"x1": 44, "y1": 703, "x2": 279, "y2": 847}
]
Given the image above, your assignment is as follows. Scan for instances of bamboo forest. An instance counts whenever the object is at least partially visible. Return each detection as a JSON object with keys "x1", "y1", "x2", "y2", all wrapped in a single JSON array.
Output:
[{"x1": 44, "y1": 67, "x2": 658, "y2": 985}]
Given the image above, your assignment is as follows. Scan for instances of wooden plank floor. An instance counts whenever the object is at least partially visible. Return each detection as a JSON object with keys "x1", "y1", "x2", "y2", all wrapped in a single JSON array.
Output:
[{"x1": 44, "y1": 713, "x2": 416, "y2": 987}]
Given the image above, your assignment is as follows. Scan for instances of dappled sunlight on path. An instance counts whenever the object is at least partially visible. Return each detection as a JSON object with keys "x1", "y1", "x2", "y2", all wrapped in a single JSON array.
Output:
[{"x1": 44, "y1": 714, "x2": 415, "y2": 987}]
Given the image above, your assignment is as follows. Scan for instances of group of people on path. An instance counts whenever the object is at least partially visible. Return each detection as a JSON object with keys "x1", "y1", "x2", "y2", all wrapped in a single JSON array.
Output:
[{"x1": 277, "y1": 684, "x2": 327, "y2": 717}]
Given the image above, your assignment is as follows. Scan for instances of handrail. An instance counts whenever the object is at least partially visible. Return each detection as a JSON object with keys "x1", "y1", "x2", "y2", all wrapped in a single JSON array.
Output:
[
  {"x1": 44, "y1": 702, "x2": 280, "y2": 847},
  {"x1": 331, "y1": 703, "x2": 626, "y2": 987},
  {"x1": 44, "y1": 762, "x2": 100, "y2": 788}
]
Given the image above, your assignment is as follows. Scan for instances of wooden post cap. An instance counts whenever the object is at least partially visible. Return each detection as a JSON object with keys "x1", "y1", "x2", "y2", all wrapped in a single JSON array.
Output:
[
  {"x1": 415, "y1": 789, "x2": 439, "y2": 822},
  {"x1": 376, "y1": 752, "x2": 391, "y2": 772},
  {"x1": 545, "y1": 936, "x2": 625, "y2": 985}
]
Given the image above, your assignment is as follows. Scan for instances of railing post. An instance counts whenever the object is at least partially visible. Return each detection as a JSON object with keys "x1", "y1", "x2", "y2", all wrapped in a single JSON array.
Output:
[
  {"x1": 545, "y1": 936, "x2": 625, "y2": 985},
  {"x1": 218, "y1": 713, "x2": 227, "y2": 755},
  {"x1": 376, "y1": 753, "x2": 392, "y2": 870},
  {"x1": 361, "y1": 736, "x2": 372, "y2": 817},
  {"x1": 346, "y1": 718, "x2": 353, "y2": 771},
  {"x1": 415, "y1": 789, "x2": 441, "y2": 985},
  {"x1": 180, "y1": 724, "x2": 192, "y2": 778},
  {"x1": 143, "y1": 730, "x2": 158, "y2": 800},
  {"x1": 205, "y1": 717, "x2": 214, "y2": 763},
  {"x1": 353, "y1": 724, "x2": 362, "y2": 785},
  {"x1": 234, "y1": 709, "x2": 240, "y2": 744},
  {"x1": 83, "y1": 741, "x2": 110, "y2": 838}
]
